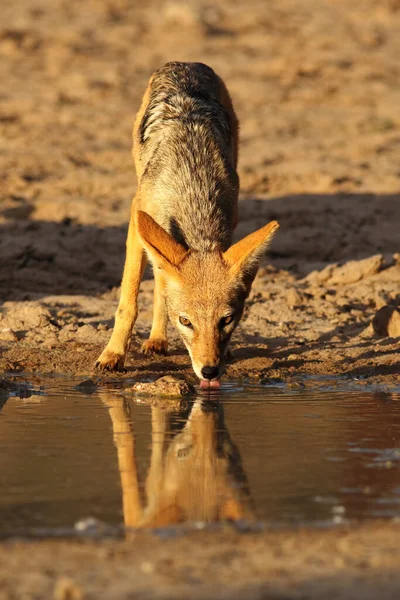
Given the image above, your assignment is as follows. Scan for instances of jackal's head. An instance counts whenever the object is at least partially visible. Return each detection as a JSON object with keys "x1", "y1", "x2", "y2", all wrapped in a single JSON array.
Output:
[{"x1": 137, "y1": 211, "x2": 279, "y2": 388}]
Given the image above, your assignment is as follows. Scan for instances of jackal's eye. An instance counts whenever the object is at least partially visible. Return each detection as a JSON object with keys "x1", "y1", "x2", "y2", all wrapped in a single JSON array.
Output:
[
  {"x1": 179, "y1": 316, "x2": 192, "y2": 328},
  {"x1": 220, "y1": 314, "x2": 234, "y2": 328}
]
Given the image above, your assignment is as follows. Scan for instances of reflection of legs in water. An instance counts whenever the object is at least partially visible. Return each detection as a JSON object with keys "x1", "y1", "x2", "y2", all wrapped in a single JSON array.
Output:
[
  {"x1": 103, "y1": 396, "x2": 142, "y2": 528},
  {"x1": 104, "y1": 395, "x2": 254, "y2": 529},
  {"x1": 143, "y1": 408, "x2": 184, "y2": 527},
  {"x1": 142, "y1": 399, "x2": 254, "y2": 525}
]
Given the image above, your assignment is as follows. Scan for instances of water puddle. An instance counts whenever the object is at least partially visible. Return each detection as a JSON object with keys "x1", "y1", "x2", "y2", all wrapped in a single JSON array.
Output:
[{"x1": 1, "y1": 377, "x2": 400, "y2": 537}]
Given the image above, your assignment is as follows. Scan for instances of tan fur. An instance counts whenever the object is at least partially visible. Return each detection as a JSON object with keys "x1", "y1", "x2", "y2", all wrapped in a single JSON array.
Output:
[
  {"x1": 96, "y1": 62, "x2": 279, "y2": 379},
  {"x1": 104, "y1": 395, "x2": 253, "y2": 528},
  {"x1": 224, "y1": 220, "x2": 280, "y2": 276},
  {"x1": 137, "y1": 210, "x2": 188, "y2": 271}
]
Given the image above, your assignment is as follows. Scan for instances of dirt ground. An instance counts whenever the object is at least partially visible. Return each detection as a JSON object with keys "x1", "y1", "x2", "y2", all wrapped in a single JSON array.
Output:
[
  {"x1": 2, "y1": 523, "x2": 400, "y2": 600},
  {"x1": 1, "y1": 0, "x2": 400, "y2": 596},
  {"x1": 0, "y1": 0, "x2": 400, "y2": 387}
]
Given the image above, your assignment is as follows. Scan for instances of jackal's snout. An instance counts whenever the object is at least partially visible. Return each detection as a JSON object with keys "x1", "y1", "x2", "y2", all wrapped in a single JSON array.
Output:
[
  {"x1": 188, "y1": 330, "x2": 230, "y2": 389},
  {"x1": 198, "y1": 362, "x2": 223, "y2": 389},
  {"x1": 201, "y1": 366, "x2": 219, "y2": 380}
]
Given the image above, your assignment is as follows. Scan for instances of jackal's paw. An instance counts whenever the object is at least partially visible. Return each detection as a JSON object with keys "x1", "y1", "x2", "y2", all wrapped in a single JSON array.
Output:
[
  {"x1": 141, "y1": 338, "x2": 168, "y2": 356},
  {"x1": 95, "y1": 348, "x2": 125, "y2": 372}
]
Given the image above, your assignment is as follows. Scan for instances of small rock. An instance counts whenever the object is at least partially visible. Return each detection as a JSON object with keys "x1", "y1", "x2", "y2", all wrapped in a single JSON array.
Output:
[
  {"x1": 286, "y1": 288, "x2": 303, "y2": 309},
  {"x1": 76, "y1": 324, "x2": 98, "y2": 342},
  {"x1": 372, "y1": 305, "x2": 400, "y2": 338},
  {"x1": 75, "y1": 379, "x2": 98, "y2": 394},
  {"x1": 44, "y1": 333, "x2": 58, "y2": 349},
  {"x1": 132, "y1": 375, "x2": 195, "y2": 398},
  {"x1": 45, "y1": 340, "x2": 57, "y2": 349},
  {"x1": 74, "y1": 516, "x2": 108, "y2": 534},
  {"x1": 0, "y1": 328, "x2": 18, "y2": 342}
]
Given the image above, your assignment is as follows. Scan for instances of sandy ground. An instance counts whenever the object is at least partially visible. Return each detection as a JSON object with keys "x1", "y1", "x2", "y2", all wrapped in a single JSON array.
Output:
[
  {"x1": 2, "y1": 523, "x2": 400, "y2": 600},
  {"x1": 1, "y1": 0, "x2": 400, "y2": 596}
]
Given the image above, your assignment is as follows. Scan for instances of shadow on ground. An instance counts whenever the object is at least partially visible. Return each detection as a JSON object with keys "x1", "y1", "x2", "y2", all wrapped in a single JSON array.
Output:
[{"x1": 1, "y1": 193, "x2": 399, "y2": 300}]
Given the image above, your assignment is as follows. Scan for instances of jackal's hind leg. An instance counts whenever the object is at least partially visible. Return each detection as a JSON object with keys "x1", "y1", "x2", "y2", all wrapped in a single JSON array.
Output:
[
  {"x1": 96, "y1": 218, "x2": 146, "y2": 371},
  {"x1": 141, "y1": 270, "x2": 168, "y2": 355}
]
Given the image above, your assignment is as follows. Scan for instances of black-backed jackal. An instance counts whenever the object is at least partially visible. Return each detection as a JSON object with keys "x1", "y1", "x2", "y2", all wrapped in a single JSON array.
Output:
[{"x1": 96, "y1": 62, "x2": 279, "y2": 388}]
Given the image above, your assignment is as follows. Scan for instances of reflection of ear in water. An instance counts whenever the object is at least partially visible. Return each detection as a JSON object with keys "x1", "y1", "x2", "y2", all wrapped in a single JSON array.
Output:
[{"x1": 103, "y1": 395, "x2": 254, "y2": 529}]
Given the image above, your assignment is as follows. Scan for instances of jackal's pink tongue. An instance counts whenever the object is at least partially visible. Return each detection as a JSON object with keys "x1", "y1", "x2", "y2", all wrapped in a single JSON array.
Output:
[{"x1": 200, "y1": 379, "x2": 221, "y2": 390}]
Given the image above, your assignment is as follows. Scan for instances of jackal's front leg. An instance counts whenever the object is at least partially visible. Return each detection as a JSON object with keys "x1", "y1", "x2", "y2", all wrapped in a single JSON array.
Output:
[
  {"x1": 96, "y1": 217, "x2": 146, "y2": 371},
  {"x1": 141, "y1": 270, "x2": 168, "y2": 356}
]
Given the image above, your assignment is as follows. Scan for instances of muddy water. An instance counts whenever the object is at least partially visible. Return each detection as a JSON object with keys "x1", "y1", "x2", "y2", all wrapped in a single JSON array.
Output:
[{"x1": 1, "y1": 379, "x2": 400, "y2": 536}]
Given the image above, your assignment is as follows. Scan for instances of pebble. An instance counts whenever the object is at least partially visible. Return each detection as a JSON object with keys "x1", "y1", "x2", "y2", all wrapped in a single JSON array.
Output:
[
  {"x1": 75, "y1": 379, "x2": 98, "y2": 393},
  {"x1": 0, "y1": 328, "x2": 18, "y2": 342},
  {"x1": 286, "y1": 288, "x2": 303, "y2": 309}
]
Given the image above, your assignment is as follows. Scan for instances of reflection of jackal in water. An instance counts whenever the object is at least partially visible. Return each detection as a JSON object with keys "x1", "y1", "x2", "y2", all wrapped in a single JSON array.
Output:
[
  {"x1": 95, "y1": 61, "x2": 279, "y2": 387},
  {"x1": 105, "y1": 396, "x2": 254, "y2": 528}
]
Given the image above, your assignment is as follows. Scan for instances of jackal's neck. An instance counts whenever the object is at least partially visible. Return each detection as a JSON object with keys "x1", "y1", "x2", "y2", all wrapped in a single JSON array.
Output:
[
  {"x1": 148, "y1": 126, "x2": 238, "y2": 253},
  {"x1": 176, "y1": 209, "x2": 233, "y2": 252}
]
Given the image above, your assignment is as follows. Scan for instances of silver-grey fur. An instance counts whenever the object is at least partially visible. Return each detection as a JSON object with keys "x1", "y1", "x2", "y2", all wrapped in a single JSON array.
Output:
[{"x1": 136, "y1": 61, "x2": 239, "y2": 252}]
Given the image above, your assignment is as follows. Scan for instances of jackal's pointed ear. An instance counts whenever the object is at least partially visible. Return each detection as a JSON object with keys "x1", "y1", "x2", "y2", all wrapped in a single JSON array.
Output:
[
  {"x1": 223, "y1": 221, "x2": 279, "y2": 281},
  {"x1": 137, "y1": 211, "x2": 188, "y2": 275}
]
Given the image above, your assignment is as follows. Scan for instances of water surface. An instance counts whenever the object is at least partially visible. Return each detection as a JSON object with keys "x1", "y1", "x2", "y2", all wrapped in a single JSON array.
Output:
[{"x1": 1, "y1": 378, "x2": 400, "y2": 536}]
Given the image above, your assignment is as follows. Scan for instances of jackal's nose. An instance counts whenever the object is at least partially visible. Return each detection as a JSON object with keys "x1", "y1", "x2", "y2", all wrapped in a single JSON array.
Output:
[{"x1": 201, "y1": 366, "x2": 219, "y2": 380}]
